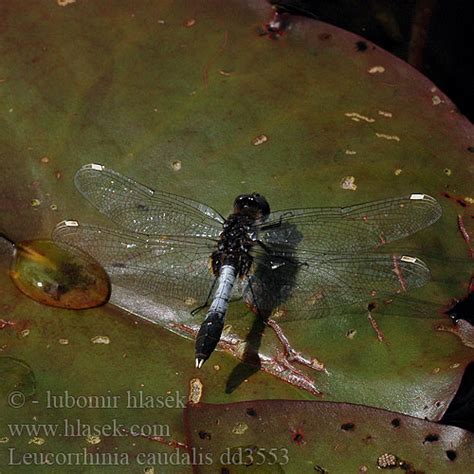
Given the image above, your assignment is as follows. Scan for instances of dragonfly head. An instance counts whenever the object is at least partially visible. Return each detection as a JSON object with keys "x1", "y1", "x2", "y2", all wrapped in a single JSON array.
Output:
[{"x1": 234, "y1": 193, "x2": 270, "y2": 221}]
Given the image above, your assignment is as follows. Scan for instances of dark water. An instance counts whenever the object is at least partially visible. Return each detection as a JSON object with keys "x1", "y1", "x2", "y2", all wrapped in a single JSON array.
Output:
[{"x1": 272, "y1": 0, "x2": 473, "y2": 121}]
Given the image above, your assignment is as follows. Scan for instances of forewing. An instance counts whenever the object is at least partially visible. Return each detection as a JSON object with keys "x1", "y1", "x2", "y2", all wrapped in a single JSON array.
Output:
[
  {"x1": 74, "y1": 164, "x2": 224, "y2": 238},
  {"x1": 53, "y1": 220, "x2": 216, "y2": 309},
  {"x1": 243, "y1": 253, "x2": 432, "y2": 321},
  {"x1": 259, "y1": 194, "x2": 442, "y2": 254}
]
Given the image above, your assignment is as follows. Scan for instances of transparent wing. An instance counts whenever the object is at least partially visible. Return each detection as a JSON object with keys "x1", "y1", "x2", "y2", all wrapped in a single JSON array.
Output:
[
  {"x1": 53, "y1": 220, "x2": 217, "y2": 309},
  {"x1": 74, "y1": 164, "x2": 224, "y2": 238},
  {"x1": 243, "y1": 252, "x2": 431, "y2": 321},
  {"x1": 259, "y1": 194, "x2": 442, "y2": 254}
]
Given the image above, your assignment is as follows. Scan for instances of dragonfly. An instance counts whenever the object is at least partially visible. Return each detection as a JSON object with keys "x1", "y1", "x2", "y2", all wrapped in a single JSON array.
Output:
[{"x1": 53, "y1": 164, "x2": 442, "y2": 368}]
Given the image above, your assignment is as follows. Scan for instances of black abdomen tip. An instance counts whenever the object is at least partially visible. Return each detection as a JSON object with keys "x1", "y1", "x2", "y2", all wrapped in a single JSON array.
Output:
[{"x1": 195, "y1": 312, "x2": 225, "y2": 367}]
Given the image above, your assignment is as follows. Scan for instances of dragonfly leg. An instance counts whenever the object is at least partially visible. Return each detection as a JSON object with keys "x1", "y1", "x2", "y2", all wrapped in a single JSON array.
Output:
[
  {"x1": 260, "y1": 211, "x2": 294, "y2": 230},
  {"x1": 191, "y1": 277, "x2": 218, "y2": 316},
  {"x1": 245, "y1": 276, "x2": 270, "y2": 320},
  {"x1": 255, "y1": 239, "x2": 273, "y2": 254},
  {"x1": 266, "y1": 318, "x2": 327, "y2": 373},
  {"x1": 255, "y1": 239, "x2": 308, "y2": 268}
]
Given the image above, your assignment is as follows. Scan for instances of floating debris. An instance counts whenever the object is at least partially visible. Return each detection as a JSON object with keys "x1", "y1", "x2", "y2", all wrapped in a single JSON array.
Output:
[
  {"x1": 377, "y1": 453, "x2": 398, "y2": 468},
  {"x1": 375, "y1": 133, "x2": 400, "y2": 142},
  {"x1": 86, "y1": 434, "x2": 101, "y2": 445},
  {"x1": 340, "y1": 176, "x2": 357, "y2": 191},
  {"x1": 368, "y1": 66, "x2": 385, "y2": 74},
  {"x1": 252, "y1": 134, "x2": 268, "y2": 146},
  {"x1": 232, "y1": 422, "x2": 248, "y2": 435},
  {"x1": 28, "y1": 437, "x2": 45, "y2": 445},
  {"x1": 188, "y1": 378, "x2": 203, "y2": 404},
  {"x1": 346, "y1": 329, "x2": 357, "y2": 339},
  {"x1": 91, "y1": 336, "x2": 110, "y2": 345},
  {"x1": 345, "y1": 112, "x2": 375, "y2": 123}
]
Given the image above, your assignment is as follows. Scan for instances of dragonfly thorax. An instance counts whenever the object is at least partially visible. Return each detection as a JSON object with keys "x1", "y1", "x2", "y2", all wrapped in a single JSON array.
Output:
[{"x1": 212, "y1": 213, "x2": 259, "y2": 278}]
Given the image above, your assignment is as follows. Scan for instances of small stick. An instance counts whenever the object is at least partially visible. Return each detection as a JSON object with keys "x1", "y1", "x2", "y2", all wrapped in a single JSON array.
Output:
[
  {"x1": 457, "y1": 214, "x2": 473, "y2": 258},
  {"x1": 267, "y1": 318, "x2": 326, "y2": 373}
]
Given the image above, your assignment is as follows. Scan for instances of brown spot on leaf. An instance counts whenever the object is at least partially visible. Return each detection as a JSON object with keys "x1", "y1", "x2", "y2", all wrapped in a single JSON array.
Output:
[
  {"x1": 198, "y1": 430, "x2": 211, "y2": 440},
  {"x1": 341, "y1": 422, "x2": 355, "y2": 431},
  {"x1": 355, "y1": 40, "x2": 367, "y2": 52},
  {"x1": 446, "y1": 450, "x2": 457, "y2": 461},
  {"x1": 291, "y1": 428, "x2": 305, "y2": 445},
  {"x1": 246, "y1": 407, "x2": 257, "y2": 417},
  {"x1": 314, "y1": 465, "x2": 328, "y2": 473},
  {"x1": 441, "y1": 192, "x2": 470, "y2": 208},
  {"x1": 423, "y1": 433, "x2": 439, "y2": 443}
]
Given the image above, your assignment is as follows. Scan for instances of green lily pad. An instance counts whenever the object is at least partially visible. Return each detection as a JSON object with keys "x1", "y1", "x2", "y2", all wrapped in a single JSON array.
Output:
[
  {"x1": 0, "y1": 0, "x2": 472, "y2": 472},
  {"x1": 0, "y1": 356, "x2": 36, "y2": 400}
]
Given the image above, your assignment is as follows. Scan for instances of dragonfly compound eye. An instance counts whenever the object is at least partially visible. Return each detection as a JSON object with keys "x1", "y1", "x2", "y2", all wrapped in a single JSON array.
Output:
[{"x1": 234, "y1": 193, "x2": 270, "y2": 220}]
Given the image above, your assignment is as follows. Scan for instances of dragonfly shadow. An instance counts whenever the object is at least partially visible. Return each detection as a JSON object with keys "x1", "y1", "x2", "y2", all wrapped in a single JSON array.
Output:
[
  {"x1": 226, "y1": 222, "x2": 303, "y2": 393},
  {"x1": 225, "y1": 317, "x2": 266, "y2": 393}
]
